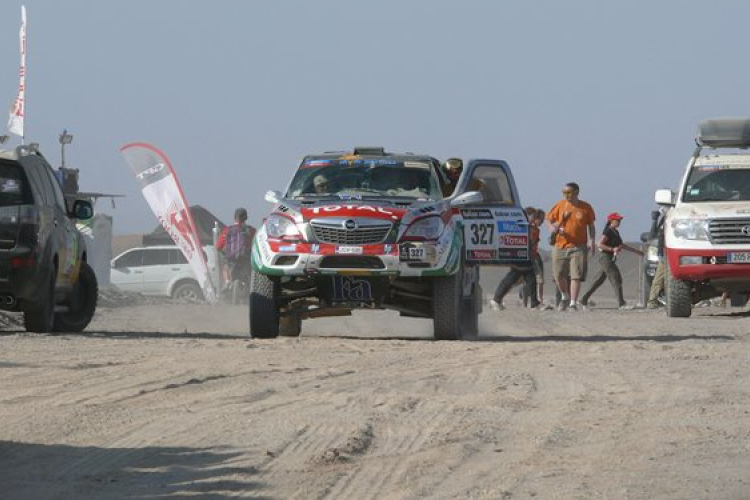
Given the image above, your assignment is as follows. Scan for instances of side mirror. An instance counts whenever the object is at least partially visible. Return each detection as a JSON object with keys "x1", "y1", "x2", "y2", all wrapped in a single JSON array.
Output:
[
  {"x1": 655, "y1": 188, "x2": 675, "y2": 206},
  {"x1": 264, "y1": 190, "x2": 281, "y2": 204},
  {"x1": 71, "y1": 199, "x2": 94, "y2": 220},
  {"x1": 450, "y1": 191, "x2": 484, "y2": 207}
]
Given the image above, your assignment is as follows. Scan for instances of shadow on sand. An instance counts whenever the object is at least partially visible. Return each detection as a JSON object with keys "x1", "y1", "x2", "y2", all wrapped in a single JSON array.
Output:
[{"x1": 0, "y1": 440, "x2": 274, "y2": 500}]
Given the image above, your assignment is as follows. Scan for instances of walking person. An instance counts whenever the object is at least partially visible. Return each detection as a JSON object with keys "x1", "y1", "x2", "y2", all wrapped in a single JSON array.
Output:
[
  {"x1": 580, "y1": 212, "x2": 644, "y2": 309},
  {"x1": 491, "y1": 207, "x2": 541, "y2": 310},
  {"x1": 216, "y1": 208, "x2": 256, "y2": 300},
  {"x1": 546, "y1": 182, "x2": 596, "y2": 311},
  {"x1": 646, "y1": 207, "x2": 668, "y2": 309}
]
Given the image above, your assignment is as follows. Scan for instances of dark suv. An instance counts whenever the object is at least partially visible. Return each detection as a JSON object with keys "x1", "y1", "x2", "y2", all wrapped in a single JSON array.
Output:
[{"x1": 0, "y1": 144, "x2": 97, "y2": 332}]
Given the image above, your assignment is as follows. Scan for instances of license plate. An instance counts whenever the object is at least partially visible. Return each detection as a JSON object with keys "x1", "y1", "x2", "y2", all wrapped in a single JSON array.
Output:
[
  {"x1": 728, "y1": 252, "x2": 750, "y2": 263},
  {"x1": 406, "y1": 247, "x2": 426, "y2": 260},
  {"x1": 336, "y1": 246, "x2": 363, "y2": 255}
]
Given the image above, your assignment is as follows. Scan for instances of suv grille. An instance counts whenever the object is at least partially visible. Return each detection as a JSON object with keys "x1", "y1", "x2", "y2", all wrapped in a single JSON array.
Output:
[
  {"x1": 319, "y1": 256, "x2": 385, "y2": 269},
  {"x1": 709, "y1": 218, "x2": 750, "y2": 244},
  {"x1": 311, "y1": 221, "x2": 391, "y2": 244}
]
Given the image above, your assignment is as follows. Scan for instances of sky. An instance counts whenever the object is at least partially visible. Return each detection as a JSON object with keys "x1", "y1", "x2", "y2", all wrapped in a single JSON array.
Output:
[{"x1": 2, "y1": 0, "x2": 750, "y2": 243}]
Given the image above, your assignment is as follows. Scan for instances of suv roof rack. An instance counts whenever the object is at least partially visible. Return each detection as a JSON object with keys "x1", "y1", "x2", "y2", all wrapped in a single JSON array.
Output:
[
  {"x1": 353, "y1": 146, "x2": 385, "y2": 156},
  {"x1": 696, "y1": 118, "x2": 750, "y2": 149}
]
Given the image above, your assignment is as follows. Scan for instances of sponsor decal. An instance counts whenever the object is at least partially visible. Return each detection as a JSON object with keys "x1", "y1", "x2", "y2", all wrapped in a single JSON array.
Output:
[
  {"x1": 304, "y1": 204, "x2": 402, "y2": 216},
  {"x1": 403, "y1": 161, "x2": 430, "y2": 169},
  {"x1": 461, "y1": 208, "x2": 493, "y2": 220},
  {"x1": 497, "y1": 221, "x2": 523, "y2": 233},
  {"x1": 336, "y1": 246, "x2": 363, "y2": 255},
  {"x1": 498, "y1": 249, "x2": 529, "y2": 259},
  {"x1": 311, "y1": 244, "x2": 320, "y2": 253},
  {"x1": 332, "y1": 276, "x2": 373, "y2": 302},
  {"x1": 502, "y1": 235, "x2": 528, "y2": 246},
  {"x1": 469, "y1": 249, "x2": 496, "y2": 260},
  {"x1": 279, "y1": 244, "x2": 297, "y2": 252}
]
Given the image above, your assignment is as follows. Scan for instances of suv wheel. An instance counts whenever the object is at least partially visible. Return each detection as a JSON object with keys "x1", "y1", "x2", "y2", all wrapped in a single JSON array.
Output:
[
  {"x1": 24, "y1": 269, "x2": 56, "y2": 333},
  {"x1": 172, "y1": 281, "x2": 203, "y2": 302},
  {"x1": 432, "y1": 267, "x2": 464, "y2": 341},
  {"x1": 665, "y1": 263, "x2": 692, "y2": 318},
  {"x1": 249, "y1": 272, "x2": 279, "y2": 338},
  {"x1": 55, "y1": 262, "x2": 98, "y2": 332}
]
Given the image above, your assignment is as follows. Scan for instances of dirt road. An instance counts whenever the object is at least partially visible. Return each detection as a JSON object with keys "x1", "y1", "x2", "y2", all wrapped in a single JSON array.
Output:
[{"x1": 1, "y1": 300, "x2": 749, "y2": 500}]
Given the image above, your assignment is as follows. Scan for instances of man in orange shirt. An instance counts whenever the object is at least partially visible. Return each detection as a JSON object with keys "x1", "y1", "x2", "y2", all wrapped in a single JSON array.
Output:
[{"x1": 546, "y1": 182, "x2": 596, "y2": 311}]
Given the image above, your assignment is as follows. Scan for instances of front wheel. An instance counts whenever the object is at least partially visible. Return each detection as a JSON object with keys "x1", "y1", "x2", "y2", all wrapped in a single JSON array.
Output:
[
  {"x1": 665, "y1": 263, "x2": 692, "y2": 318},
  {"x1": 172, "y1": 281, "x2": 204, "y2": 302},
  {"x1": 249, "y1": 272, "x2": 279, "y2": 338},
  {"x1": 55, "y1": 262, "x2": 98, "y2": 332},
  {"x1": 432, "y1": 268, "x2": 464, "y2": 341}
]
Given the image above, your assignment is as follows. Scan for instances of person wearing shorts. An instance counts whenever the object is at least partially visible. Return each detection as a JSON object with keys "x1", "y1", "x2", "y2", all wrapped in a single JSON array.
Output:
[{"x1": 546, "y1": 182, "x2": 596, "y2": 311}]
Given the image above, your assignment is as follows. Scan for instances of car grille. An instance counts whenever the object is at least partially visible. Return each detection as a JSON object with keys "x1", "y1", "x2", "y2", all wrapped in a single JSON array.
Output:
[
  {"x1": 319, "y1": 256, "x2": 385, "y2": 269},
  {"x1": 709, "y1": 218, "x2": 750, "y2": 244},
  {"x1": 310, "y1": 221, "x2": 392, "y2": 244}
]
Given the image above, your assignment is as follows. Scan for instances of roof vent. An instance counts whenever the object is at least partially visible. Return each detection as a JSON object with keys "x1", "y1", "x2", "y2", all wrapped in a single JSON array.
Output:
[{"x1": 353, "y1": 147, "x2": 385, "y2": 156}]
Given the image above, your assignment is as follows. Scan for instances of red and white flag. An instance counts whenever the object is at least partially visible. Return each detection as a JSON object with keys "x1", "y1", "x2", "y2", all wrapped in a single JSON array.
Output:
[
  {"x1": 8, "y1": 5, "x2": 27, "y2": 138},
  {"x1": 120, "y1": 143, "x2": 218, "y2": 303}
]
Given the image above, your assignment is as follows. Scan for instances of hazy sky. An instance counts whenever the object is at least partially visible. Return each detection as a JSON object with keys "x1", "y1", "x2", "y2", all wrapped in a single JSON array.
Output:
[{"x1": 2, "y1": 0, "x2": 749, "y2": 242}]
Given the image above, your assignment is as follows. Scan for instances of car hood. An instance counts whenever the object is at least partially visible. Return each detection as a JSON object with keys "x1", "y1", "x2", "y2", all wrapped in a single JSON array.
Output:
[
  {"x1": 672, "y1": 202, "x2": 750, "y2": 220},
  {"x1": 275, "y1": 198, "x2": 446, "y2": 224}
]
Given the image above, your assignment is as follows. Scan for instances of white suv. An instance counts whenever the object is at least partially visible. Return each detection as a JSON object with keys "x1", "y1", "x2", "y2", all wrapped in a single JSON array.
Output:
[
  {"x1": 110, "y1": 245, "x2": 219, "y2": 301},
  {"x1": 657, "y1": 117, "x2": 750, "y2": 317}
]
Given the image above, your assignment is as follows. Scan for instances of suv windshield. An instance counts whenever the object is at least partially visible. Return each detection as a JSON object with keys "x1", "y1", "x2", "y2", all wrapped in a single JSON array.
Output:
[
  {"x1": 286, "y1": 158, "x2": 442, "y2": 200},
  {"x1": 684, "y1": 164, "x2": 750, "y2": 202}
]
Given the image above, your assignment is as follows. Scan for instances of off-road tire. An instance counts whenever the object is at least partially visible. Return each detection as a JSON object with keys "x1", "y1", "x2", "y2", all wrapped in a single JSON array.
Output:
[
  {"x1": 461, "y1": 283, "x2": 480, "y2": 339},
  {"x1": 249, "y1": 272, "x2": 279, "y2": 338},
  {"x1": 172, "y1": 281, "x2": 204, "y2": 302},
  {"x1": 279, "y1": 314, "x2": 302, "y2": 337},
  {"x1": 24, "y1": 269, "x2": 56, "y2": 333},
  {"x1": 665, "y1": 263, "x2": 692, "y2": 318},
  {"x1": 55, "y1": 262, "x2": 98, "y2": 333},
  {"x1": 432, "y1": 268, "x2": 464, "y2": 341}
]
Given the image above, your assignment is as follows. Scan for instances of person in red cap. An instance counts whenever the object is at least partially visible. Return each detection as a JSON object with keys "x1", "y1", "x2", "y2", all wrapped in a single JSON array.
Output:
[{"x1": 580, "y1": 212, "x2": 643, "y2": 309}]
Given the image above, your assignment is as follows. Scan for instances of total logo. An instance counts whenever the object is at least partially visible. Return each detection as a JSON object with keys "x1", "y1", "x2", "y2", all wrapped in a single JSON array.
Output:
[
  {"x1": 135, "y1": 162, "x2": 166, "y2": 181},
  {"x1": 307, "y1": 205, "x2": 398, "y2": 215}
]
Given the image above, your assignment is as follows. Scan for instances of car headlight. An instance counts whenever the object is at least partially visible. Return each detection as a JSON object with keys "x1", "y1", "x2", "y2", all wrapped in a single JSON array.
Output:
[
  {"x1": 671, "y1": 218, "x2": 709, "y2": 241},
  {"x1": 647, "y1": 245, "x2": 659, "y2": 261},
  {"x1": 403, "y1": 216, "x2": 445, "y2": 241},
  {"x1": 265, "y1": 214, "x2": 302, "y2": 241}
]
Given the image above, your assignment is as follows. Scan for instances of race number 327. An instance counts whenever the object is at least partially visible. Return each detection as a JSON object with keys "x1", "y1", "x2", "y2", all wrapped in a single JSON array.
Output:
[{"x1": 469, "y1": 223, "x2": 495, "y2": 245}]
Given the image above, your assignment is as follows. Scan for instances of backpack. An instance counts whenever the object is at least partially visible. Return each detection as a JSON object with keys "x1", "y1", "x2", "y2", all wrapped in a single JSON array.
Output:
[{"x1": 223, "y1": 225, "x2": 250, "y2": 262}]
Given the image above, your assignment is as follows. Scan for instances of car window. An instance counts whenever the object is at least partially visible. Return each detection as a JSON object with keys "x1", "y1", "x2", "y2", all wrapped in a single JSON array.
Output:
[
  {"x1": 22, "y1": 163, "x2": 50, "y2": 206},
  {"x1": 41, "y1": 164, "x2": 67, "y2": 210},
  {"x1": 115, "y1": 250, "x2": 144, "y2": 268},
  {"x1": 0, "y1": 162, "x2": 33, "y2": 206},
  {"x1": 169, "y1": 249, "x2": 188, "y2": 265},
  {"x1": 142, "y1": 249, "x2": 170, "y2": 266},
  {"x1": 468, "y1": 165, "x2": 514, "y2": 204}
]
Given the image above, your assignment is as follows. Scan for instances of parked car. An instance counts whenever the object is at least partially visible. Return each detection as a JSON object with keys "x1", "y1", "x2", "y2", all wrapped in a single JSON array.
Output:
[
  {"x1": 110, "y1": 245, "x2": 219, "y2": 301},
  {"x1": 658, "y1": 117, "x2": 750, "y2": 317},
  {"x1": 250, "y1": 147, "x2": 531, "y2": 340},
  {"x1": 0, "y1": 143, "x2": 97, "y2": 332}
]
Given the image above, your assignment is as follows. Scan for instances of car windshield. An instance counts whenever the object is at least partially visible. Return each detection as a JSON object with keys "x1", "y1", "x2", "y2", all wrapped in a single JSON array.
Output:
[
  {"x1": 286, "y1": 158, "x2": 442, "y2": 200},
  {"x1": 683, "y1": 165, "x2": 750, "y2": 202}
]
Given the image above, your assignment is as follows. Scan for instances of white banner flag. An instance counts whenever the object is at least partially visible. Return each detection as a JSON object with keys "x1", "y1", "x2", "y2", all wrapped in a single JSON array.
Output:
[
  {"x1": 8, "y1": 5, "x2": 27, "y2": 138},
  {"x1": 120, "y1": 143, "x2": 217, "y2": 303}
]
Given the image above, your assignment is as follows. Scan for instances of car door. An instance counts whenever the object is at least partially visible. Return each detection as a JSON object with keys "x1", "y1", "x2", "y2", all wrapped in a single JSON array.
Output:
[
  {"x1": 41, "y1": 163, "x2": 79, "y2": 287},
  {"x1": 110, "y1": 249, "x2": 145, "y2": 291},
  {"x1": 452, "y1": 159, "x2": 531, "y2": 266},
  {"x1": 140, "y1": 248, "x2": 174, "y2": 295}
]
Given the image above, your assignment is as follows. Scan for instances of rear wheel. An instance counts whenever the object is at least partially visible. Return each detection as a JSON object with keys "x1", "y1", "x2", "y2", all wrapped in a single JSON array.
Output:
[
  {"x1": 249, "y1": 272, "x2": 279, "y2": 338},
  {"x1": 55, "y1": 262, "x2": 98, "y2": 332},
  {"x1": 24, "y1": 269, "x2": 56, "y2": 333},
  {"x1": 665, "y1": 264, "x2": 692, "y2": 318}
]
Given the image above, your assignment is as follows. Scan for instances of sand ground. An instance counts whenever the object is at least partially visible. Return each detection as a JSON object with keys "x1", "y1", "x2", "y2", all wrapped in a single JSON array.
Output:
[{"x1": 2, "y1": 268, "x2": 750, "y2": 500}]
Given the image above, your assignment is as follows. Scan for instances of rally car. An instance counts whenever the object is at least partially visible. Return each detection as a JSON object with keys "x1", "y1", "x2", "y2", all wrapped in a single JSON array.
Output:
[{"x1": 250, "y1": 147, "x2": 531, "y2": 340}]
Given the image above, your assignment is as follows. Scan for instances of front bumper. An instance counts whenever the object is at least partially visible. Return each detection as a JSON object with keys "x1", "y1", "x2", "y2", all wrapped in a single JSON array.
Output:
[
  {"x1": 252, "y1": 231, "x2": 462, "y2": 278},
  {"x1": 666, "y1": 246, "x2": 750, "y2": 281}
]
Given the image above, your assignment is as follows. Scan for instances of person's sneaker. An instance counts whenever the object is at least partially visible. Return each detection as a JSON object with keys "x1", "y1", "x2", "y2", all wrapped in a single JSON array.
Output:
[
  {"x1": 646, "y1": 302, "x2": 663, "y2": 309},
  {"x1": 489, "y1": 299, "x2": 505, "y2": 311},
  {"x1": 568, "y1": 304, "x2": 578, "y2": 312},
  {"x1": 537, "y1": 303, "x2": 553, "y2": 311},
  {"x1": 557, "y1": 302, "x2": 568, "y2": 312},
  {"x1": 619, "y1": 304, "x2": 634, "y2": 310}
]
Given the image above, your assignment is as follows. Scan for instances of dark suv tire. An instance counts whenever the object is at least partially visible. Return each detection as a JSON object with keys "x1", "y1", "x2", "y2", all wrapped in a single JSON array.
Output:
[
  {"x1": 54, "y1": 262, "x2": 98, "y2": 332},
  {"x1": 24, "y1": 269, "x2": 56, "y2": 333}
]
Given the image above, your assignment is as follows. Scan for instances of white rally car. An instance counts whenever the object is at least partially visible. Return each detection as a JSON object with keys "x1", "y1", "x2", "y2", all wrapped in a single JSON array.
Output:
[{"x1": 250, "y1": 147, "x2": 531, "y2": 340}]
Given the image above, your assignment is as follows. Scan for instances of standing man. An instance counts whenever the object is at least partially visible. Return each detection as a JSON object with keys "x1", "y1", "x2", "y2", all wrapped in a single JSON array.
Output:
[
  {"x1": 547, "y1": 182, "x2": 596, "y2": 311},
  {"x1": 646, "y1": 207, "x2": 667, "y2": 309},
  {"x1": 216, "y1": 207, "x2": 256, "y2": 291}
]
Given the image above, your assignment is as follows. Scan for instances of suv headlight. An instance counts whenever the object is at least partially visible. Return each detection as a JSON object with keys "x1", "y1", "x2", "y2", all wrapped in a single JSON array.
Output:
[
  {"x1": 671, "y1": 218, "x2": 709, "y2": 241},
  {"x1": 265, "y1": 214, "x2": 302, "y2": 241},
  {"x1": 403, "y1": 216, "x2": 445, "y2": 241},
  {"x1": 647, "y1": 244, "x2": 659, "y2": 261}
]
